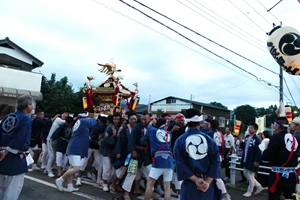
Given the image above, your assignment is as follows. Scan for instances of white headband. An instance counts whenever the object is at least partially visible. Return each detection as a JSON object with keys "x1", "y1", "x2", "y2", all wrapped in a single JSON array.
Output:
[
  {"x1": 78, "y1": 112, "x2": 88, "y2": 118},
  {"x1": 185, "y1": 115, "x2": 203, "y2": 123}
]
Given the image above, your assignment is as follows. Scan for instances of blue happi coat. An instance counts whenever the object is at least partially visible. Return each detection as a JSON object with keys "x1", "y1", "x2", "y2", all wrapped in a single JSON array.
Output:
[
  {"x1": 148, "y1": 125, "x2": 173, "y2": 169},
  {"x1": 66, "y1": 118, "x2": 96, "y2": 158},
  {"x1": 174, "y1": 128, "x2": 221, "y2": 200},
  {"x1": 241, "y1": 134, "x2": 262, "y2": 173},
  {"x1": 0, "y1": 111, "x2": 32, "y2": 175}
]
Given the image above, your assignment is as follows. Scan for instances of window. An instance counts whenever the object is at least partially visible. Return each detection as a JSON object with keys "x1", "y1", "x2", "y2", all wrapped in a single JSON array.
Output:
[
  {"x1": 166, "y1": 98, "x2": 176, "y2": 104},
  {"x1": 219, "y1": 117, "x2": 225, "y2": 127}
]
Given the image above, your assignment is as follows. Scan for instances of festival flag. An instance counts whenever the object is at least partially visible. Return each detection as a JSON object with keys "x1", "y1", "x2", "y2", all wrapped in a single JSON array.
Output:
[
  {"x1": 234, "y1": 120, "x2": 241, "y2": 136},
  {"x1": 255, "y1": 115, "x2": 266, "y2": 134},
  {"x1": 285, "y1": 106, "x2": 292, "y2": 124}
]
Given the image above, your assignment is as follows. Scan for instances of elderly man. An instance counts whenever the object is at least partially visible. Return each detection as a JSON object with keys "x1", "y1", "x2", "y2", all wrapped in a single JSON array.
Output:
[{"x1": 0, "y1": 95, "x2": 35, "y2": 200}]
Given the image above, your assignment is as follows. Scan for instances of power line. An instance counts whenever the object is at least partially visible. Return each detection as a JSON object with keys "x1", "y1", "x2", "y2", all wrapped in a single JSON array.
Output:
[
  {"x1": 130, "y1": 0, "x2": 279, "y2": 76},
  {"x1": 228, "y1": 0, "x2": 267, "y2": 34},
  {"x1": 175, "y1": 0, "x2": 267, "y2": 52},
  {"x1": 183, "y1": 0, "x2": 267, "y2": 48},
  {"x1": 289, "y1": 75, "x2": 300, "y2": 97},
  {"x1": 89, "y1": 0, "x2": 264, "y2": 83},
  {"x1": 91, "y1": 0, "x2": 294, "y2": 105},
  {"x1": 118, "y1": 0, "x2": 283, "y2": 91},
  {"x1": 209, "y1": 0, "x2": 264, "y2": 33},
  {"x1": 192, "y1": 0, "x2": 266, "y2": 45},
  {"x1": 242, "y1": 0, "x2": 272, "y2": 26},
  {"x1": 283, "y1": 75, "x2": 297, "y2": 106},
  {"x1": 256, "y1": 0, "x2": 282, "y2": 24}
]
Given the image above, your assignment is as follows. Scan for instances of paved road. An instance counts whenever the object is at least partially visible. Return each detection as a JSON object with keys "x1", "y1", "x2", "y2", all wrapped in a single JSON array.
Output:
[{"x1": 19, "y1": 170, "x2": 268, "y2": 200}]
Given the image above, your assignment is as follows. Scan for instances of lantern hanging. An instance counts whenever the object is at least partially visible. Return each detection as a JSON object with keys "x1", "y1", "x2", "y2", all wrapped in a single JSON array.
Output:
[{"x1": 267, "y1": 26, "x2": 300, "y2": 75}]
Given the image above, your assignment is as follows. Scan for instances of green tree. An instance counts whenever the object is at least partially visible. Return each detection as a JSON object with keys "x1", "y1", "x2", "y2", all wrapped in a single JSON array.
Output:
[
  {"x1": 156, "y1": 109, "x2": 164, "y2": 118},
  {"x1": 37, "y1": 73, "x2": 83, "y2": 115},
  {"x1": 233, "y1": 105, "x2": 257, "y2": 129},
  {"x1": 255, "y1": 105, "x2": 277, "y2": 128},
  {"x1": 209, "y1": 101, "x2": 228, "y2": 110}
]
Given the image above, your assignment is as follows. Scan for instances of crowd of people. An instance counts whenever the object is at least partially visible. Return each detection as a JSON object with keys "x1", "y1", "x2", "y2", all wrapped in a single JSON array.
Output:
[{"x1": 1, "y1": 96, "x2": 300, "y2": 200}]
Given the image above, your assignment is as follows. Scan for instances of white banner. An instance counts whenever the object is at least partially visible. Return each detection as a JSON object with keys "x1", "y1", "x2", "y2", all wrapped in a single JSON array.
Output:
[{"x1": 255, "y1": 115, "x2": 266, "y2": 133}]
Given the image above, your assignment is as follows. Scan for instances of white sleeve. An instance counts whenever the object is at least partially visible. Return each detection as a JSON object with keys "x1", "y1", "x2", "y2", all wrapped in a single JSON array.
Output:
[
  {"x1": 54, "y1": 118, "x2": 65, "y2": 126},
  {"x1": 230, "y1": 135, "x2": 235, "y2": 148}
]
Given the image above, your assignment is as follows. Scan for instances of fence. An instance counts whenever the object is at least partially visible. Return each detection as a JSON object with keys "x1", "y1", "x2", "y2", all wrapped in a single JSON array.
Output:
[{"x1": 229, "y1": 154, "x2": 271, "y2": 185}]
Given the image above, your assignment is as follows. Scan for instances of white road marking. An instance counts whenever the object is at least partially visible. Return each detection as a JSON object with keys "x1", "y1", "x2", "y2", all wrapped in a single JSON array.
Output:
[{"x1": 24, "y1": 175, "x2": 106, "y2": 200}]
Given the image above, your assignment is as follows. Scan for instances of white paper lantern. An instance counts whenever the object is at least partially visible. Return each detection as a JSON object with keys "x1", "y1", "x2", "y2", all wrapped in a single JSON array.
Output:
[{"x1": 267, "y1": 26, "x2": 300, "y2": 75}]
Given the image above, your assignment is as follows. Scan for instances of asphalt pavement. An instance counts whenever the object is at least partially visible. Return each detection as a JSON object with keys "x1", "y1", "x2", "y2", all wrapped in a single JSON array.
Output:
[{"x1": 19, "y1": 169, "x2": 268, "y2": 200}]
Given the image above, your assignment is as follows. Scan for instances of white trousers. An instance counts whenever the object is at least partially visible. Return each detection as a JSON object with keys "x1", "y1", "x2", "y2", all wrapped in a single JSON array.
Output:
[
  {"x1": 80, "y1": 148, "x2": 101, "y2": 171},
  {"x1": 0, "y1": 174, "x2": 25, "y2": 200},
  {"x1": 216, "y1": 178, "x2": 227, "y2": 194},
  {"x1": 101, "y1": 155, "x2": 112, "y2": 181},
  {"x1": 122, "y1": 164, "x2": 151, "y2": 192},
  {"x1": 172, "y1": 171, "x2": 183, "y2": 190},
  {"x1": 116, "y1": 166, "x2": 127, "y2": 179},
  {"x1": 243, "y1": 168, "x2": 262, "y2": 193},
  {"x1": 46, "y1": 139, "x2": 56, "y2": 173},
  {"x1": 41, "y1": 143, "x2": 48, "y2": 168},
  {"x1": 56, "y1": 152, "x2": 68, "y2": 168}
]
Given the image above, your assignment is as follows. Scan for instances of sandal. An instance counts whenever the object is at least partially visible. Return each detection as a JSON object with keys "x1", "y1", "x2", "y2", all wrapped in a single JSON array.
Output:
[
  {"x1": 116, "y1": 185, "x2": 123, "y2": 192},
  {"x1": 133, "y1": 191, "x2": 144, "y2": 195},
  {"x1": 123, "y1": 195, "x2": 132, "y2": 200},
  {"x1": 109, "y1": 185, "x2": 117, "y2": 194}
]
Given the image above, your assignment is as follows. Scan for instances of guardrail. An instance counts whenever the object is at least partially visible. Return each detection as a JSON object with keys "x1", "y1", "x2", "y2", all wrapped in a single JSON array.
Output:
[{"x1": 229, "y1": 154, "x2": 271, "y2": 185}]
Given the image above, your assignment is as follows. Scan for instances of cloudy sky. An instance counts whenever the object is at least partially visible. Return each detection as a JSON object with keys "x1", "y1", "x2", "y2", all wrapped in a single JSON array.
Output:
[{"x1": 1, "y1": 0, "x2": 300, "y2": 110}]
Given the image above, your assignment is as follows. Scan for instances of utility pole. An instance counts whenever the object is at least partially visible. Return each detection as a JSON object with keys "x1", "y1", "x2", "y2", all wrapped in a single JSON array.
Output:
[{"x1": 279, "y1": 67, "x2": 283, "y2": 102}]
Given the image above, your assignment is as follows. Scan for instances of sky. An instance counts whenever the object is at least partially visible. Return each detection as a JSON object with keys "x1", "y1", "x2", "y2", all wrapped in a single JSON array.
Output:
[{"x1": 1, "y1": 0, "x2": 300, "y2": 111}]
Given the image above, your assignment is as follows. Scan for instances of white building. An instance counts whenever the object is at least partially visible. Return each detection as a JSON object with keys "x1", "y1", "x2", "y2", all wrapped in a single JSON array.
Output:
[
  {"x1": 0, "y1": 37, "x2": 43, "y2": 105},
  {"x1": 150, "y1": 96, "x2": 230, "y2": 126}
]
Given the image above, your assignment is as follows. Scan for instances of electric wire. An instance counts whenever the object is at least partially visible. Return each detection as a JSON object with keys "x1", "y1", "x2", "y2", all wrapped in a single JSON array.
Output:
[
  {"x1": 117, "y1": 0, "x2": 294, "y2": 103},
  {"x1": 130, "y1": 0, "x2": 298, "y2": 106},
  {"x1": 228, "y1": 0, "x2": 267, "y2": 34},
  {"x1": 175, "y1": 0, "x2": 267, "y2": 52},
  {"x1": 289, "y1": 75, "x2": 300, "y2": 99},
  {"x1": 256, "y1": 0, "x2": 282, "y2": 24},
  {"x1": 192, "y1": 0, "x2": 266, "y2": 45},
  {"x1": 130, "y1": 0, "x2": 279, "y2": 76},
  {"x1": 91, "y1": 0, "x2": 294, "y2": 105},
  {"x1": 209, "y1": 0, "x2": 263, "y2": 33},
  {"x1": 184, "y1": 0, "x2": 267, "y2": 47},
  {"x1": 89, "y1": 0, "x2": 263, "y2": 83},
  {"x1": 284, "y1": 77, "x2": 298, "y2": 107},
  {"x1": 242, "y1": 0, "x2": 272, "y2": 26}
]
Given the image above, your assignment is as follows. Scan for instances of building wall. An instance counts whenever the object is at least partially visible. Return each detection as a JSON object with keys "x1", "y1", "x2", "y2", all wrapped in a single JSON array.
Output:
[
  {"x1": 0, "y1": 47, "x2": 33, "y2": 66},
  {"x1": 192, "y1": 104, "x2": 230, "y2": 119},
  {"x1": 0, "y1": 66, "x2": 42, "y2": 92},
  {"x1": 151, "y1": 99, "x2": 190, "y2": 112}
]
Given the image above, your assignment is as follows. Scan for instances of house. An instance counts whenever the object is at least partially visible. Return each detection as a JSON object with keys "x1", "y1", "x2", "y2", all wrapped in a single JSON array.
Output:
[
  {"x1": 150, "y1": 96, "x2": 231, "y2": 127},
  {"x1": 0, "y1": 37, "x2": 43, "y2": 105}
]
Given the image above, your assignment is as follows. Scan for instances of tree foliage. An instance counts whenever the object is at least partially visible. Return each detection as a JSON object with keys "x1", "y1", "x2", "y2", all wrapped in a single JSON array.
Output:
[
  {"x1": 36, "y1": 73, "x2": 84, "y2": 116},
  {"x1": 156, "y1": 109, "x2": 164, "y2": 118},
  {"x1": 234, "y1": 105, "x2": 257, "y2": 125},
  {"x1": 209, "y1": 101, "x2": 228, "y2": 110},
  {"x1": 255, "y1": 105, "x2": 278, "y2": 128}
]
